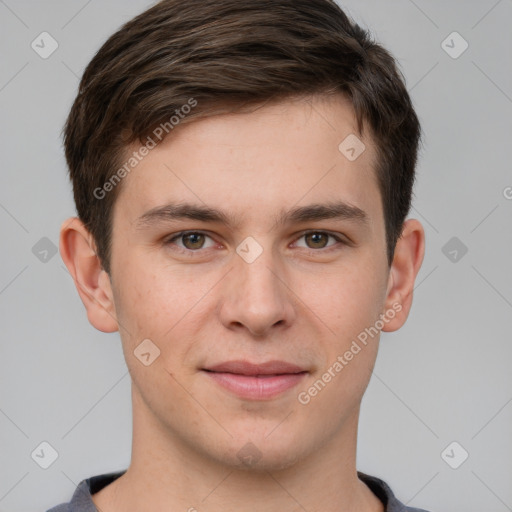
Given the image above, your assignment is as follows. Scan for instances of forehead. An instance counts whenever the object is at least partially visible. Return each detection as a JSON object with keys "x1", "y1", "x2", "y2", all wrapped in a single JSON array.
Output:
[{"x1": 113, "y1": 94, "x2": 381, "y2": 230}]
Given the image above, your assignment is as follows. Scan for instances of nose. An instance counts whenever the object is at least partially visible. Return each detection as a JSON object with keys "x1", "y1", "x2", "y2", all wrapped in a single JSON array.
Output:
[{"x1": 218, "y1": 246, "x2": 296, "y2": 337}]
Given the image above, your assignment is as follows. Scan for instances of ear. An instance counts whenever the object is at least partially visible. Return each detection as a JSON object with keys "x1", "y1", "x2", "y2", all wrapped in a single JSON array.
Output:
[
  {"x1": 381, "y1": 218, "x2": 425, "y2": 332},
  {"x1": 59, "y1": 217, "x2": 119, "y2": 333}
]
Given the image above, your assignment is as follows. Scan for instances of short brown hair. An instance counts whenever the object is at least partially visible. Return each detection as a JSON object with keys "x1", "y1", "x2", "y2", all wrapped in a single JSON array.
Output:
[{"x1": 63, "y1": 0, "x2": 421, "y2": 274}]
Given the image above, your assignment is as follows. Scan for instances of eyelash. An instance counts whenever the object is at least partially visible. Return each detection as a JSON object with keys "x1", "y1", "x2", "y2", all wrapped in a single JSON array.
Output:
[{"x1": 164, "y1": 230, "x2": 347, "y2": 255}]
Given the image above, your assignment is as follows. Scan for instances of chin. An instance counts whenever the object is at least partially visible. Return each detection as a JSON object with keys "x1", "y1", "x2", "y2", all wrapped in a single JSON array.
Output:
[{"x1": 211, "y1": 431, "x2": 310, "y2": 473}]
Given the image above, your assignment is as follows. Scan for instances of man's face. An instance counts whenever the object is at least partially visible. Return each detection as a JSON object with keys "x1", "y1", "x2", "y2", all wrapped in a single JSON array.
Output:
[{"x1": 108, "y1": 95, "x2": 392, "y2": 469}]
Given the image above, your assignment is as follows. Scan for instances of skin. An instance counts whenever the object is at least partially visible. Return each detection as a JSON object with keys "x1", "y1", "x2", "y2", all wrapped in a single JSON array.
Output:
[{"x1": 60, "y1": 94, "x2": 425, "y2": 512}]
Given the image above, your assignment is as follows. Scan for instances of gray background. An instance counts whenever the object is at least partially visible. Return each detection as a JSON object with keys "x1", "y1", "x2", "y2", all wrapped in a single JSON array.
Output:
[{"x1": 0, "y1": 1, "x2": 511, "y2": 511}]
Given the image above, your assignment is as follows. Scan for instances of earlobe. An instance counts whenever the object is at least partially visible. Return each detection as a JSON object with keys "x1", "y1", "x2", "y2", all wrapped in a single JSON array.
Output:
[
  {"x1": 381, "y1": 219, "x2": 425, "y2": 333},
  {"x1": 59, "y1": 217, "x2": 119, "y2": 333}
]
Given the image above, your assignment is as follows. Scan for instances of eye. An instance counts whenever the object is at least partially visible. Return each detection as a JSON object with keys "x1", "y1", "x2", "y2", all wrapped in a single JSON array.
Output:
[
  {"x1": 165, "y1": 231, "x2": 217, "y2": 251},
  {"x1": 163, "y1": 230, "x2": 347, "y2": 255},
  {"x1": 293, "y1": 230, "x2": 345, "y2": 251}
]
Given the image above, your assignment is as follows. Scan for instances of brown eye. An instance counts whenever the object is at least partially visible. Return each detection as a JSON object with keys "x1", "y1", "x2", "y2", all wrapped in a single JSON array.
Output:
[
  {"x1": 181, "y1": 232, "x2": 206, "y2": 250},
  {"x1": 304, "y1": 232, "x2": 330, "y2": 249},
  {"x1": 294, "y1": 231, "x2": 345, "y2": 252},
  {"x1": 166, "y1": 231, "x2": 216, "y2": 252}
]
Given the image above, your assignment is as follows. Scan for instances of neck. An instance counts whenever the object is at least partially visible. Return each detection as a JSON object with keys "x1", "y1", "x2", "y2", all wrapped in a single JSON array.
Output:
[{"x1": 92, "y1": 386, "x2": 384, "y2": 512}]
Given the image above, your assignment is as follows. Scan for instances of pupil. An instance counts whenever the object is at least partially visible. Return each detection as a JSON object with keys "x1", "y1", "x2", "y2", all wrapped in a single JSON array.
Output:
[
  {"x1": 184, "y1": 233, "x2": 203, "y2": 249},
  {"x1": 308, "y1": 232, "x2": 326, "y2": 248}
]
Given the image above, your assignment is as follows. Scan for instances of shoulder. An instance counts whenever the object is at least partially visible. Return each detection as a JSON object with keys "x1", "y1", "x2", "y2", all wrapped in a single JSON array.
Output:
[
  {"x1": 45, "y1": 470, "x2": 126, "y2": 512},
  {"x1": 357, "y1": 471, "x2": 433, "y2": 512},
  {"x1": 46, "y1": 505, "x2": 71, "y2": 512}
]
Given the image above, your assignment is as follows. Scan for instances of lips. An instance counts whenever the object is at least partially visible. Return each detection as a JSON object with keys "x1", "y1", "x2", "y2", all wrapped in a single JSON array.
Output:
[
  {"x1": 202, "y1": 360, "x2": 308, "y2": 400},
  {"x1": 204, "y1": 360, "x2": 306, "y2": 376}
]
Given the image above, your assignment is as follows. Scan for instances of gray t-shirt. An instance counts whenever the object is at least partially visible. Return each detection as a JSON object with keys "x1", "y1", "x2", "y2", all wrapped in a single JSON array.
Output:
[{"x1": 46, "y1": 470, "x2": 431, "y2": 511}]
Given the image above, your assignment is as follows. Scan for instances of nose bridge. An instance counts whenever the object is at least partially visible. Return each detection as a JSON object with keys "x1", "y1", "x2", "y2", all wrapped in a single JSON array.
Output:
[
  {"x1": 220, "y1": 238, "x2": 294, "y2": 335},
  {"x1": 239, "y1": 253, "x2": 280, "y2": 302},
  {"x1": 236, "y1": 240, "x2": 284, "y2": 305}
]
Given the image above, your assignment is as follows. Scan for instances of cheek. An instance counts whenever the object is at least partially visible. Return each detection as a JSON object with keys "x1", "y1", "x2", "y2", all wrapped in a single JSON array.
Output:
[
  {"x1": 114, "y1": 253, "x2": 188, "y2": 323},
  {"x1": 306, "y1": 264, "x2": 385, "y2": 339},
  {"x1": 112, "y1": 262, "x2": 214, "y2": 365},
  {"x1": 298, "y1": 272, "x2": 384, "y2": 417}
]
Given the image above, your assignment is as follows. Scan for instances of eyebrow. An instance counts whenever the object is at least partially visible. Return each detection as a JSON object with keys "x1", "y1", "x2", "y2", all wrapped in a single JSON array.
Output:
[{"x1": 134, "y1": 200, "x2": 370, "y2": 231}]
